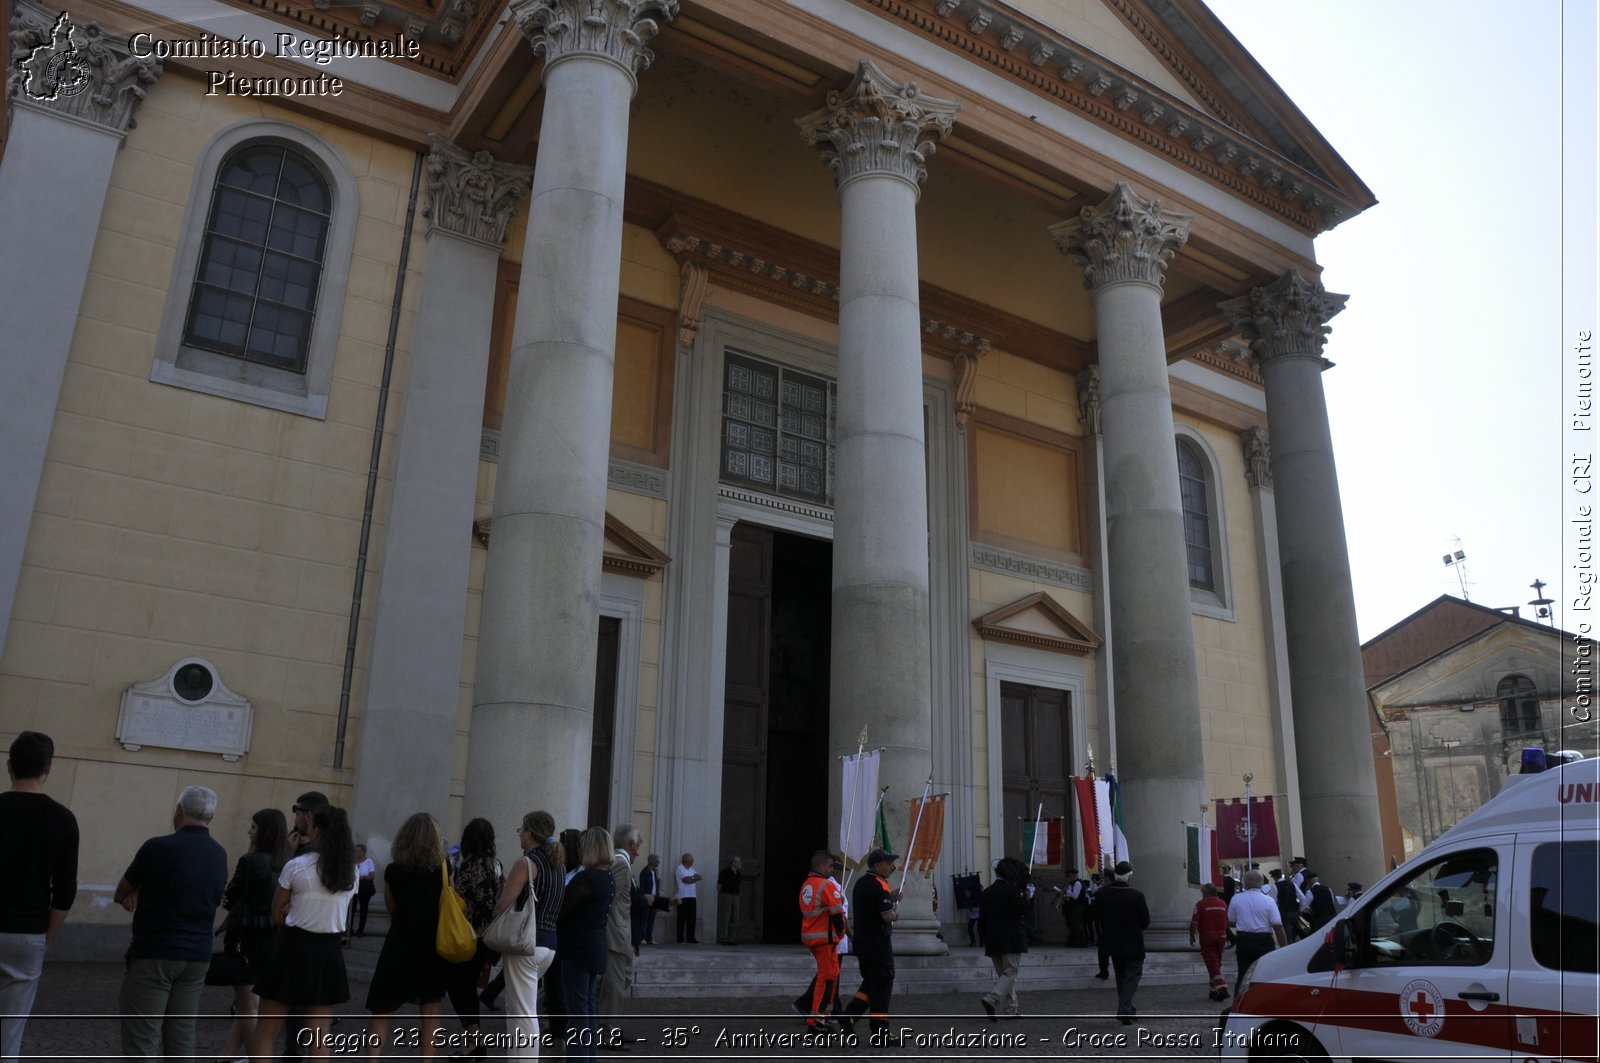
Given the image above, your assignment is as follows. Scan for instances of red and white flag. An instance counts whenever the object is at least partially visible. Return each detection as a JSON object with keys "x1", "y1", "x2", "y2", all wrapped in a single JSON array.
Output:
[{"x1": 1213, "y1": 796, "x2": 1281, "y2": 860}]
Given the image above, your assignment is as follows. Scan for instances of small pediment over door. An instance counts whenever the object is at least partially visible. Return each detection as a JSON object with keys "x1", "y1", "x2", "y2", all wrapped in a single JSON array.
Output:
[
  {"x1": 973, "y1": 592, "x2": 1102, "y2": 656},
  {"x1": 469, "y1": 513, "x2": 671, "y2": 577},
  {"x1": 601, "y1": 513, "x2": 670, "y2": 577}
]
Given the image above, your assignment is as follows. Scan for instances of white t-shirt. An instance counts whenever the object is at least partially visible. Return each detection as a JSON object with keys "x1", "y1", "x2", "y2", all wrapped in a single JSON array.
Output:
[
  {"x1": 278, "y1": 852, "x2": 358, "y2": 934},
  {"x1": 675, "y1": 862, "x2": 699, "y2": 900},
  {"x1": 1228, "y1": 889, "x2": 1283, "y2": 934},
  {"x1": 356, "y1": 857, "x2": 376, "y2": 879}
]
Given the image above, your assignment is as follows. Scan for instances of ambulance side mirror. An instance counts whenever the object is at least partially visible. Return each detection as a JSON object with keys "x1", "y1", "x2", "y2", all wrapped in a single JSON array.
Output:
[{"x1": 1329, "y1": 919, "x2": 1356, "y2": 967}]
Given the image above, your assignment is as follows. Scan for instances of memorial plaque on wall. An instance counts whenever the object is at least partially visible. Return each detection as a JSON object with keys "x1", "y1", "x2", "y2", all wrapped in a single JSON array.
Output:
[{"x1": 116, "y1": 658, "x2": 253, "y2": 761}]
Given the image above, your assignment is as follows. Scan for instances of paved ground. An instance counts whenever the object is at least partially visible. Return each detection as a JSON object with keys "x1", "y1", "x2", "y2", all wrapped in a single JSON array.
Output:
[{"x1": 19, "y1": 955, "x2": 1235, "y2": 1062}]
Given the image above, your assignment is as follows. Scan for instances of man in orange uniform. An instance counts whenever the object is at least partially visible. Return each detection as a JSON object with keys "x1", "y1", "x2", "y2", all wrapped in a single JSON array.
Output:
[
  {"x1": 797, "y1": 849, "x2": 847, "y2": 1031},
  {"x1": 1189, "y1": 881, "x2": 1230, "y2": 1001}
]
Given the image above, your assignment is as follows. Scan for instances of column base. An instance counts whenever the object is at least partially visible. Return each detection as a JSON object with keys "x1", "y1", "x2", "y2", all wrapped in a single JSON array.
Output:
[{"x1": 891, "y1": 918, "x2": 950, "y2": 956}]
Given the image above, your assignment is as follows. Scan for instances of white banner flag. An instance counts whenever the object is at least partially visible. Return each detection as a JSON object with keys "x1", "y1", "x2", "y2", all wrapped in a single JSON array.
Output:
[
  {"x1": 839, "y1": 749, "x2": 880, "y2": 864},
  {"x1": 1094, "y1": 778, "x2": 1115, "y2": 862}
]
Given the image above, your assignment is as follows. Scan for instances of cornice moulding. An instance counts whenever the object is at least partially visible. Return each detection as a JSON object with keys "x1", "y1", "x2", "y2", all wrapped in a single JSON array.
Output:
[{"x1": 853, "y1": 0, "x2": 1367, "y2": 234}]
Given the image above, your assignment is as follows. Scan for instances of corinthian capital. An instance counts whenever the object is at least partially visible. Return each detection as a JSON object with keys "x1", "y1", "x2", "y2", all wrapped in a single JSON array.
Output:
[
  {"x1": 797, "y1": 59, "x2": 960, "y2": 194},
  {"x1": 1048, "y1": 182, "x2": 1192, "y2": 291},
  {"x1": 510, "y1": 0, "x2": 678, "y2": 87},
  {"x1": 1218, "y1": 269, "x2": 1349, "y2": 367},
  {"x1": 9, "y1": 0, "x2": 162, "y2": 134},
  {"x1": 424, "y1": 137, "x2": 533, "y2": 248}
]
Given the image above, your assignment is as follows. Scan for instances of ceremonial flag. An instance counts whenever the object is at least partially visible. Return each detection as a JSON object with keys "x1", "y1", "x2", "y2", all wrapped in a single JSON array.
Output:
[
  {"x1": 839, "y1": 749, "x2": 881, "y2": 863},
  {"x1": 1093, "y1": 778, "x2": 1115, "y2": 863},
  {"x1": 874, "y1": 801, "x2": 892, "y2": 855},
  {"x1": 1184, "y1": 822, "x2": 1221, "y2": 888},
  {"x1": 907, "y1": 793, "x2": 946, "y2": 875},
  {"x1": 1107, "y1": 771, "x2": 1131, "y2": 863},
  {"x1": 1072, "y1": 775, "x2": 1099, "y2": 869},
  {"x1": 1213, "y1": 796, "x2": 1281, "y2": 860},
  {"x1": 1022, "y1": 817, "x2": 1063, "y2": 866}
]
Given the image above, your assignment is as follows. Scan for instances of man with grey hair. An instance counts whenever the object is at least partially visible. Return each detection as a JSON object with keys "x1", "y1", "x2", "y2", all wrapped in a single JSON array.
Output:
[
  {"x1": 1226, "y1": 867, "x2": 1286, "y2": 997},
  {"x1": 113, "y1": 785, "x2": 228, "y2": 1059},
  {"x1": 598, "y1": 823, "x2": 645, "y2": 1028}
]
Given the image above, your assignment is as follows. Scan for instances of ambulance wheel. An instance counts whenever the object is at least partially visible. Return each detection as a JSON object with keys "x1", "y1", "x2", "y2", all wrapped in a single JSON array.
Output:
[{"x1": 1248, "y1": 1023, "x2": 1326, "y2": 1063}]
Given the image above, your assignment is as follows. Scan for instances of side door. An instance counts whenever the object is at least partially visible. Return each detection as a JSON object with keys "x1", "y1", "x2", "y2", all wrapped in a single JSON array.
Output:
[
  {"x1": 1323, "y1": 840, "x2": 1512, "y2": 1062},
  {"x1": 1509, "y1": 834, "x2": 1599, "y2": 1061}
]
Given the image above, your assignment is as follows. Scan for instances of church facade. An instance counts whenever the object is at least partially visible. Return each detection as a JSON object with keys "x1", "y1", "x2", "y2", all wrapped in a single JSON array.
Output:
[{"x1": 1, "y1": 0, "x2": 1382, "y2": 945}]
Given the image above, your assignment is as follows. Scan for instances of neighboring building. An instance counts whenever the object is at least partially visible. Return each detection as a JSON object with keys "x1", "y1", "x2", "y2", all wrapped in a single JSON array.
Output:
[
  {"x1": 1, "y1": 0, "x2": 1385, "y2": 950},
  {"x1": 1364, "y1": 596, "x2": 1598, "y2": 861}
]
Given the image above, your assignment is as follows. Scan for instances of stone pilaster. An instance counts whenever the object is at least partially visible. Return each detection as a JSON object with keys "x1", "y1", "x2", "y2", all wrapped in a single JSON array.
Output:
[
  {"x1": 1050, "y1": 183, "x2": 1202, "y2": 930},
  {"x1": 1221, "y1": 271, "x2": 1382, "y2": 887},
  {"x1": 1075, "y1": 366, "x2": 1117, "y2": 782},
  {"x1": 1237, "y1": 425, "x2": 1304, "y2": 864},
  {"x1": 353, "y1": 140, "x2": 529, "y2": 860},
  {"x1": 465, "y1": 0, "x2": 676, "y2": 863},
  {"x1": 0, "y1": 1, "x2": 162, "y2": 658},
  {"x1": 800, "y1": 60, "x2": 957, "y2": 954}
]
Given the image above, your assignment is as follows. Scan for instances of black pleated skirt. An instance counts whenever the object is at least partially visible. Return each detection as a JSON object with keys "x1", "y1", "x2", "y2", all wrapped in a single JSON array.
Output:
[{"x1": 253, "y1": 926, "x2": 350, "y2": 1006}]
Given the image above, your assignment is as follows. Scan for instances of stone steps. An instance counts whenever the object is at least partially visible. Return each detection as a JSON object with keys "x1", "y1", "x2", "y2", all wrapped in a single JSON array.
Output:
[{"x1": 629, "y1": 944, "x2": 1211, "y2": 998}]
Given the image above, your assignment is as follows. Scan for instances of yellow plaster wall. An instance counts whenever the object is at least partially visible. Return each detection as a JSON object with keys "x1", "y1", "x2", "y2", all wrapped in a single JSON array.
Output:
[
  {"x1": 1176, "y1": 417, "x2": 1281, "y2": 810},
  {"x1": 0, "y1": 79, "x2": 425, "y2": 916},
  {"x1": 1004, "y1": 0, "x2": 1205, "y2": 108}
]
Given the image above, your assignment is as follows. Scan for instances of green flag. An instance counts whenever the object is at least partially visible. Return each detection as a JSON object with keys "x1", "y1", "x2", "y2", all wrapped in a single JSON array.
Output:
[{"x1": 874, "y1": 802, "x2": 892, "y2": 855}]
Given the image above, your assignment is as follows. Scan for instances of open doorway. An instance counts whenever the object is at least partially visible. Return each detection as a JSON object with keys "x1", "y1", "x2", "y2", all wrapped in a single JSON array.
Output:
[{"x1": 719, "y1": 524, "x2": 831, "y2": 943}]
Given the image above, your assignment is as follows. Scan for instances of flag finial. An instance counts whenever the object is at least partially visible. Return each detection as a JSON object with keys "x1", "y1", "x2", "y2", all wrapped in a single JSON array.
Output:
[{"x1": 858, "y1": 724, "x2": 869, "y2": 745}]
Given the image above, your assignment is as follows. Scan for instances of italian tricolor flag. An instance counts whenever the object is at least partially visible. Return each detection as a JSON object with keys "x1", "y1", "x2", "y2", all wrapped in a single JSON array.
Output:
[{"x1": 1022, "y1": 817, "x2": 1063, "y2": 866}]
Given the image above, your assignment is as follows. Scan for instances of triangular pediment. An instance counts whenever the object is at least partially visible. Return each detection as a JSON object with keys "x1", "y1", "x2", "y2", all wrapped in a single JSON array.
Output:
[
  {"x1": 470, "y1": 513, "x2": 671, "y2": 578},
  {"x1": 973, "y1": 592, "x2": 1103, "y2": 656},
  {"x1": 1374, "y1": 623, "x2": 1569, "y2": 710}
]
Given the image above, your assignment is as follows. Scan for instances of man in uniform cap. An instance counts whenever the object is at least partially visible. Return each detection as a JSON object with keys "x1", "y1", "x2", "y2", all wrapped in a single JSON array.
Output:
[{"x1": 838, "y1": 849, "x2": 902, "y2": 1045}]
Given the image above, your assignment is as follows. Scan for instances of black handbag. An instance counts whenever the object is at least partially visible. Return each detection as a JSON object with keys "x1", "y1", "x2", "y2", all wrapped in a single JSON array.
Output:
[{"x1": 204, "y1": 944, "x2": 252, "y2": 986}]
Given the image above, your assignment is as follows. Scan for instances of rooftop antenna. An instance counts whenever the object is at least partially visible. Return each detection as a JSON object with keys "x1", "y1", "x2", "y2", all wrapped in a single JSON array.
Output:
[
  {"x1": 1529, "y1": 579, "x2": 1555, "y2": 627},
  {"x1": 1441, "y1": 537, "x2": 1470, "y2": 601}
]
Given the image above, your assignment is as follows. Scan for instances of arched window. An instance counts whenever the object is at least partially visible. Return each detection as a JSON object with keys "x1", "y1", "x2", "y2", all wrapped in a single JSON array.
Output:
[
  {"x1": 1177, "y1": 438, "x2": 1214, "y2": 590},
  {"x1": 153, "y1": 121, "x2": 358, "y2": 419},
  {"x1": 183, "y1": 144, "x2": 330, "y2": 373},
  {"x1": 1497, "y1": 675, "x2": 1540, "y2": 735}
]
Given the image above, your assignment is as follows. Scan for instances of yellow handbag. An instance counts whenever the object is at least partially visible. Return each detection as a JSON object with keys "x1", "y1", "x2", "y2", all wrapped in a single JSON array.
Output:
[{"x1": 436, "y1": 860, "x2": 478, "y2": 963}]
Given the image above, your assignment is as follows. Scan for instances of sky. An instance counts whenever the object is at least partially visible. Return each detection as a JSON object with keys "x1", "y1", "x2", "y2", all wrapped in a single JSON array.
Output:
[{"x1": 1201, "y1": 0, "x2": 1597, "y2": 641}]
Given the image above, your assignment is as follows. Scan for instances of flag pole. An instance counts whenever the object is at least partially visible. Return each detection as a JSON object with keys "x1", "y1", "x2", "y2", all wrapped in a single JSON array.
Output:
[
  {"x1": 1243, "y1": 772, "x2": 1254, "y2": 869},
  {"x1": 840, "y1": 725, "x2": 869, "y2": 874},
  {"x1": 897, "y1": 774, "x2": 933, "y2": 895},
  {"x1": 1026, "y1": 801, "x2": 1044, "y2": 875}
]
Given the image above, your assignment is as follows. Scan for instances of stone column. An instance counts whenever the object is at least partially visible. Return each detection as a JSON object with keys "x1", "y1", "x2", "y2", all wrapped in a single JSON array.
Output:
[
  {"x1": 799, "y1": 61, "x2": 958, "y2": 955},
  {"x1": 1239, "y1": 426, "x2": 1305, "y2": 864},
  {"x1": 1050, "y1": 184, "x2": 1202, "y2": 929},
  {"x1": 1221, "y1": 272, "x2": 1382, "y2": 886},
  {"x1": 353, "y1": 139, "x2": 530, "y2": 857},
  {"x1": 465, "y1": 0, "x2": 676, "y2": 856},
  {"x1": 0, "y1": 1, "x2": 160, "y2": 658}
]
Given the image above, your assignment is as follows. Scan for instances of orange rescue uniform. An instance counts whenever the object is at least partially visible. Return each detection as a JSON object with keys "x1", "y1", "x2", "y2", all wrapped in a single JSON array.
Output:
[{"x1": 798, "y1": 871, "x2": 845, "y2": 1023}]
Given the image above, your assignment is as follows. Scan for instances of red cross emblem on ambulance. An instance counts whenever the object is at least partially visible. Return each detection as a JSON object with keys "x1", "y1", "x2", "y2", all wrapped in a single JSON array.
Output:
[{"x1": 1399, "y1": 979, "x2": 1446, "y2": 1038}]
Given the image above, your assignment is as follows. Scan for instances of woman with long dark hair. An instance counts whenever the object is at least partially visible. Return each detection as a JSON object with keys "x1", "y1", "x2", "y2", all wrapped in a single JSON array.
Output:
[
  {"x1": 445, "y1": 817, "x2": 502, "y2": 1057},
  {"x1": 250, "y1": 805, "x2": 358, "y2": 1062},
  {"x1": 556, "y1": 828, "x2": 615, "y2": 1063},
  {"x1": 365, "y1": 812, "x2": 450, "y2": 1058},
  {"x1": 218, "y1": 808, "x2": 290, "y2": 1060}
]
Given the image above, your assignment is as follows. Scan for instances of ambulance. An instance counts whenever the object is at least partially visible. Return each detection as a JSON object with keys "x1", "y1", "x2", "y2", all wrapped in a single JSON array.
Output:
[{"x1": 1219, "y1": 753, "x2": 1599, "y2": 1061}]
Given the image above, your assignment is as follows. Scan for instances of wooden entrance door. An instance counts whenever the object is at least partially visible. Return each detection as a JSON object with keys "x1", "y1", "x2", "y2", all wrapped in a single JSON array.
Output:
[{"x1": 1000, "y1": 681, "x2": 1073, "y2": 942}]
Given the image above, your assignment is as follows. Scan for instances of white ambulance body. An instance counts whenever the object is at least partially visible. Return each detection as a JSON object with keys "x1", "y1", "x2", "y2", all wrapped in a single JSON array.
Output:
[{"x1": 1219, "y1": 756, "x2": 1599, "y2": 1061}]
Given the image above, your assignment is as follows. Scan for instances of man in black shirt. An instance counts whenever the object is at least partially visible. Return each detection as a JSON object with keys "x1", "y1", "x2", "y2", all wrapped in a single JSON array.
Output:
[
  {"x1": 715, "y1": 855, "x2": 742, "y2": 945},
  {"x1": 838, "y1": 848, "x2": 901, "y2": 1046},
  {"x1": 114, "y1": 785, "x2": 228, "y2": 1060},
  {"x1": 0, "y1": 731, "x2": 79, "y2": 1062},
  {"x1": 1095, "y1": 860, "x2": 1150, "y2": 1026}
]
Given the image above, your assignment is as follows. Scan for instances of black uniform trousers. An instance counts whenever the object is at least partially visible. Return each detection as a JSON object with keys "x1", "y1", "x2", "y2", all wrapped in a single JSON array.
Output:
[{"x1": 839, "y1": 956, "x2": 894, "y2": 1033}]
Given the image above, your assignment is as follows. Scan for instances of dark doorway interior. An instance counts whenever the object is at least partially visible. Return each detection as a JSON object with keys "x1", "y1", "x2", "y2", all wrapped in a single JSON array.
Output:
[
  {"x1": 1000, "y1": 681, "x2": 1073, "y2": 943},
  {"x1": 720, "y1": 525, "x2": 831, "y2": 944},
  {"x1": 588, "y1": 615, "x2": 621, "y2": 831}
]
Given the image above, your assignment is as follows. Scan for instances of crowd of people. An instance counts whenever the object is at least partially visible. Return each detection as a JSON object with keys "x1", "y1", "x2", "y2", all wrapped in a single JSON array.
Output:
[{"x1": 2, "y1": 726, "x2": 1361, "y2": 1058}]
